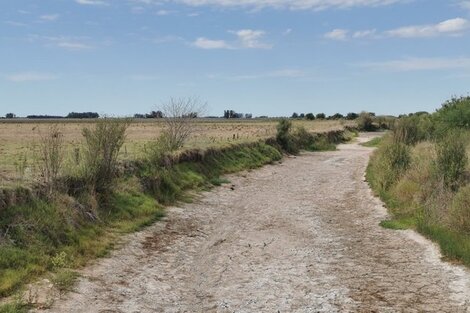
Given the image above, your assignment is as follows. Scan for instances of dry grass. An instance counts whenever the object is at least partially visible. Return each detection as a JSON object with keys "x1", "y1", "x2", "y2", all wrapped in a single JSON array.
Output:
[{"x1": 0, "y1": 119, "x2": 352, "y2": 186}]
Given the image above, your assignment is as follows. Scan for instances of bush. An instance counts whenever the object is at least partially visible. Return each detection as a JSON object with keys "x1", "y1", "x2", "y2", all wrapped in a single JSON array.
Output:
[
  {"x1": 451, "y1": 185, "x2": 470, "y2": 233},
  {"x1": 81, "y1": 119, "x2": 130, "y2": 195},
  {"x1": 357, "y1": 112, "x2": 375, "y2": 131},
  {"x1": 392, "y1": 116, "x2": 420, "y2": 145},
  {"x1": 369, "y1": 138, "x2": 411, "y2": 191},
  {"x1": 37, "y1": 125, "x2": 65, "y2": 195},
  {"x1": 435, "y1": 96, "x2": 470, "y2": 131},
  {"x1": 435, "y1": 132, "x2": 468, "y2": 191},
  {"x1": 276, "y1": 119, "x2": 299, "y2": 154}
]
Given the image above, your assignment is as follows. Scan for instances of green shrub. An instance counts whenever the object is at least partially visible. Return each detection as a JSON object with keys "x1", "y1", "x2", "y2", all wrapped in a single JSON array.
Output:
[
  {"x1": 276, "y1": 119, "x2": 299, "y2": 154},
  {"x1": 435, "y1": 96, "x2": 470, "y2": 131},
  {"x1": 81, "y1": 119, "x2": 130, "y2": 195},
  {"x1": 357, "y1": 112, "x2": 375, "y2": 131},
  {"x1": 435, "y1": 132, "x2": 467, "y2": 191},
  {"x1": 393, "y1": 116, "x2": 420, "y2": 145},
  {"x1": 369, "y1": 137, "x2": 411, "y2": 191},
  {"x1": 451, "y1": 185, "x2": 470, "y2": 234}
]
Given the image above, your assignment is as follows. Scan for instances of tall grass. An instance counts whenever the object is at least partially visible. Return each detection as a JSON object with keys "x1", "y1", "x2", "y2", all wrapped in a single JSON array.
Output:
[{"x1": 367, "y1": 100, "x2": 470, "y2": 266}]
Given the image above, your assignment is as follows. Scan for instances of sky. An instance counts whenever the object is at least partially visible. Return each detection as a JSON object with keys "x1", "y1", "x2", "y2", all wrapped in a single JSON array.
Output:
[{"x1": 1, "y1": 0, "x2": 470, "y2": 117}]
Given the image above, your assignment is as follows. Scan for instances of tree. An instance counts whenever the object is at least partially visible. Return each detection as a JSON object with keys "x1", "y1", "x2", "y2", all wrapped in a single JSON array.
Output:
[
  {"x1": 316, "y1": 113, "x2": 326, "y2": 119},
  {"x1": 5, "y1": 113, "x2": 16, "y2": 119},
  {"x1": 305, "y1": 113, "x2": 315, "y2": 120},
  {"x1": 346, "y1": 112, "x2": 359, "y2": 120},
  {"x1": 158, "y1": 97, "x2": 207, "y2": 151},
  {"x1": 291, "y1": 112, "x2": 299, "y2": 119},
  {"x1": 329, "y1": 113, "x2": 344, "y2": 120},
  {"x1": 299, "y1": 113, "x2": 305, "y2": 118},
  {"x1": 146, "y1": 111, "x2": 163, "y2": 118}
]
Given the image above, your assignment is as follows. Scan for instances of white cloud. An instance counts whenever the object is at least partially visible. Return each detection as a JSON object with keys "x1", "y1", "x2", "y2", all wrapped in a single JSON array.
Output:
[
  {"x1": 28, "y1": 35, "x2": 94, "y2": 51},
  {"x1": 5, "y1": 72, "x2": 58, "y2": 82},
  {"x1": 4, "y1": 21, "x2": 27, "y2": 27},
  {"x1": 283, "y1": 28, "x2": 293, "y2": 36},
  {"x1": 170, "y1": 0, "x2": 407, "y2": 10},
  {"x1": 231, "y1": 29, "x2": 271, "y2": 48},
  {"x1": 193, "y1": 37, "x2": 231, "y2": 49},
  {"x1": 459, "y1": 1, "x2": 470, "y2": 10},
  {"x1": 75, "y1": 0, "x2": 108, "y2": 6},
  {"x1": 386, "y1": 18, "x2": 469, "y2": 38},
  {"x1": 156, "y1": 9, "x2": 173, "y2": 15},
  {"x1": 40, "y1": 14, "x2": 60, "y2": 21},
  {"x1": 193, "y1": 29, "x2": 270, "y2": 49},
  {"x1": 353, "y1": 29, "x2": 377, "y2": 38},
  {"x1": 324, "y1": 29, "x2": 348, "y2": 40},
  {"x1": 358, "y1": 57, "x2": 470, "y2": 72},
  {"x1": 57, "y1": 42, "x2": 93, "y2": 50}
]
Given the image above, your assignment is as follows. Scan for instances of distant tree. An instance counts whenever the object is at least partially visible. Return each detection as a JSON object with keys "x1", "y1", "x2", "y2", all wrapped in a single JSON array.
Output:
[
  {"x1": 67, "y1": 112, "x2": 99, "y2": 119},
  {"x1": 346, "y1": 112, "x2": 359, "y2": 120},
  {"x1": 316, "y1": 113, "x2": 326, "y2": 119},
  {"x1": 291, "y1": 112, "x2": 299, "y2": 119},
  {"x1": 245, "y1": 113, "x2": 253, "y2": 119},
  {"x1": 330, "y1": 113, "x2": 344, "y2": 120},
  {"x1": 5, "y1": 113, "x2": 16, "y2": 119},
  {"x1": 305, "y1": 113, "x2": 315, "y2": 120},
  {"x1": 134, "y1": 114, "x2": 146, "y2": 119},
  {"x1": 224, "y1": 110, "x2": 238, "y2": 119},
  {"x1": 299, "y1": 113, "x2": 305, "y2": 118},
  {"x1": 27, "y1": 115, "x2": 63, "y2": 119},
  {"x1": 146, "y1": 110, "x2": 163, "y2": 118}
]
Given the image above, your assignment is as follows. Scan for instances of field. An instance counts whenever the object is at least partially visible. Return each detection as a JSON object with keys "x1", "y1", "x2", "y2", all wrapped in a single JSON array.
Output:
[{"x1": 0, "y1": 118, "x2": 352, "y2": 187}]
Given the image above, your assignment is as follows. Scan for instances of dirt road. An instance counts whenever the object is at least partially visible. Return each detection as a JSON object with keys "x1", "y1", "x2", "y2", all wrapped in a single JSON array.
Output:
[{"x1": 41, "y1": 133, "x2": 470, "y2": 312}]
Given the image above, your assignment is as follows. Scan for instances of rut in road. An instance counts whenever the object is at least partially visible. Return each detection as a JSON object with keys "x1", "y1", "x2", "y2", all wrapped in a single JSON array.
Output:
[{"x1": 40, "y1": 133, "x2": 470, "y2": 313}]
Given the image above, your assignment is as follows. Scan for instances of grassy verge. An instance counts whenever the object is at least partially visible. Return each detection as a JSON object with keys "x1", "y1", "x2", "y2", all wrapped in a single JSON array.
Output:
[{"x1": 366, "y1": 133, "x2": 470, "y2": 267}]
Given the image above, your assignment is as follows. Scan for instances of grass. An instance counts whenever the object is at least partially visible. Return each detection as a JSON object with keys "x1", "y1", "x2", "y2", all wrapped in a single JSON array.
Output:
[
  {"x1": 0, "y1": 301, "x2": 28, "y2": 313},
  {"x1": 366, "y1": 131, "x2": 470, "y2": 267},
  {"x1": 51, "y1": 270, "x2": 79, "y2": 294},
  {"x1": 209, "y1": 177, "x2": 231, "y2": 186},
  {"x1": 361, "y1": 136, "x2": 383, "y2": 147},
  {"x1": 0, "y1": 185, "x2": 164, "y2": 297}
]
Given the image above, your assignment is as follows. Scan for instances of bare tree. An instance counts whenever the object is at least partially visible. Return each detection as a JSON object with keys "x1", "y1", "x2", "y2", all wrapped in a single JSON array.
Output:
[{"x1": 158, "y1": 97, "x2": 207, "y2": 151}]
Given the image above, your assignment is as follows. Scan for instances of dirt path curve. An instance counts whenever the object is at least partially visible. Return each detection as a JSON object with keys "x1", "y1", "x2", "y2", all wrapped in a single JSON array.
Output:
[{"x1": 41, "y1": 133, "x2": 470, "y2": 313}]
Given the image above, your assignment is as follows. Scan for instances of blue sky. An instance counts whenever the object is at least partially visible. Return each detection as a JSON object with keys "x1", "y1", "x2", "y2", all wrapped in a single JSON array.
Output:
[{"x1": 1, "y1": 0, "x2": 470, "y2": 117}]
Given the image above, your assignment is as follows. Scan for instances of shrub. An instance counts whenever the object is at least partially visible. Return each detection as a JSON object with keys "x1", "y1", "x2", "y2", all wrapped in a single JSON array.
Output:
[
  {"x1": 369, "y1": 137, "x2": 411, "y2": 191},
  {"x1": 158, "y1": 97, "x2": 206, "y2": 151},
  {"x1": 435, "y1": 132, "x2": 468, "y2": 191},
  {"x1": 435, "y1": 96, "x2": 470, "y2": 131},
  {"x1": 451, "y1": 185, "x2": 470, "y2": 233},
  {"x1": 357, "y1": 112, "x2": 375, "y2": 131},
  {"x1": 392, "y1": 116, "x2": 421, "y2": 145},
  {"x1": 37, "y1": 125, "x2": 64, "y2": 195},
  {"x1": 81, "y1": 119, "x2": 130, "y2": 195},
  {"x1": 276, "y1": 119, "x2": 298, "y2": 154}
]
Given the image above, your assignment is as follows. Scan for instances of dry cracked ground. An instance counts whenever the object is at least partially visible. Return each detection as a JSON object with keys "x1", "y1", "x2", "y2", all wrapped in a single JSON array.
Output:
[{"x1": 36, "y1": 133, "x2": 470, "y2": 312}]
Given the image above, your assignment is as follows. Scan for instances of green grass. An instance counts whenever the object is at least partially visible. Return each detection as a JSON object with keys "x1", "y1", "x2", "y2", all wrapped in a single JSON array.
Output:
[
  {"x1": 0, "y1": 301, "x2": 28, "y2": 313},
  {"x1": 209, "y1": 177, "x2": 230, "y2": 186},
  {"x1": 380, "y1": 216, "x2": 417, "y2": 230},
  {"x1": 361, "y1": 136, "x2": 383, "y2": 147},
  {"x1": 51, "y1": 270, "x2": 79, "y2": 294},
  {"x1": 0, "y1": 186, "x2": 164, "y2": 297}
]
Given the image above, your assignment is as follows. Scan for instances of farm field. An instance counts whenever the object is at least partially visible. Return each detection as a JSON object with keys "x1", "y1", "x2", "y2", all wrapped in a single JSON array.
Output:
[{"x1": 0, "y1": 119, "x2": 353, "y2": 187}]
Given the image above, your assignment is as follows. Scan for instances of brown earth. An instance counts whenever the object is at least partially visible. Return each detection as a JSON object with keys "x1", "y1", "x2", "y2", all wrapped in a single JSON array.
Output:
[{"x1": 36, "y1": 133, "x2": 470, "y2": 313}]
